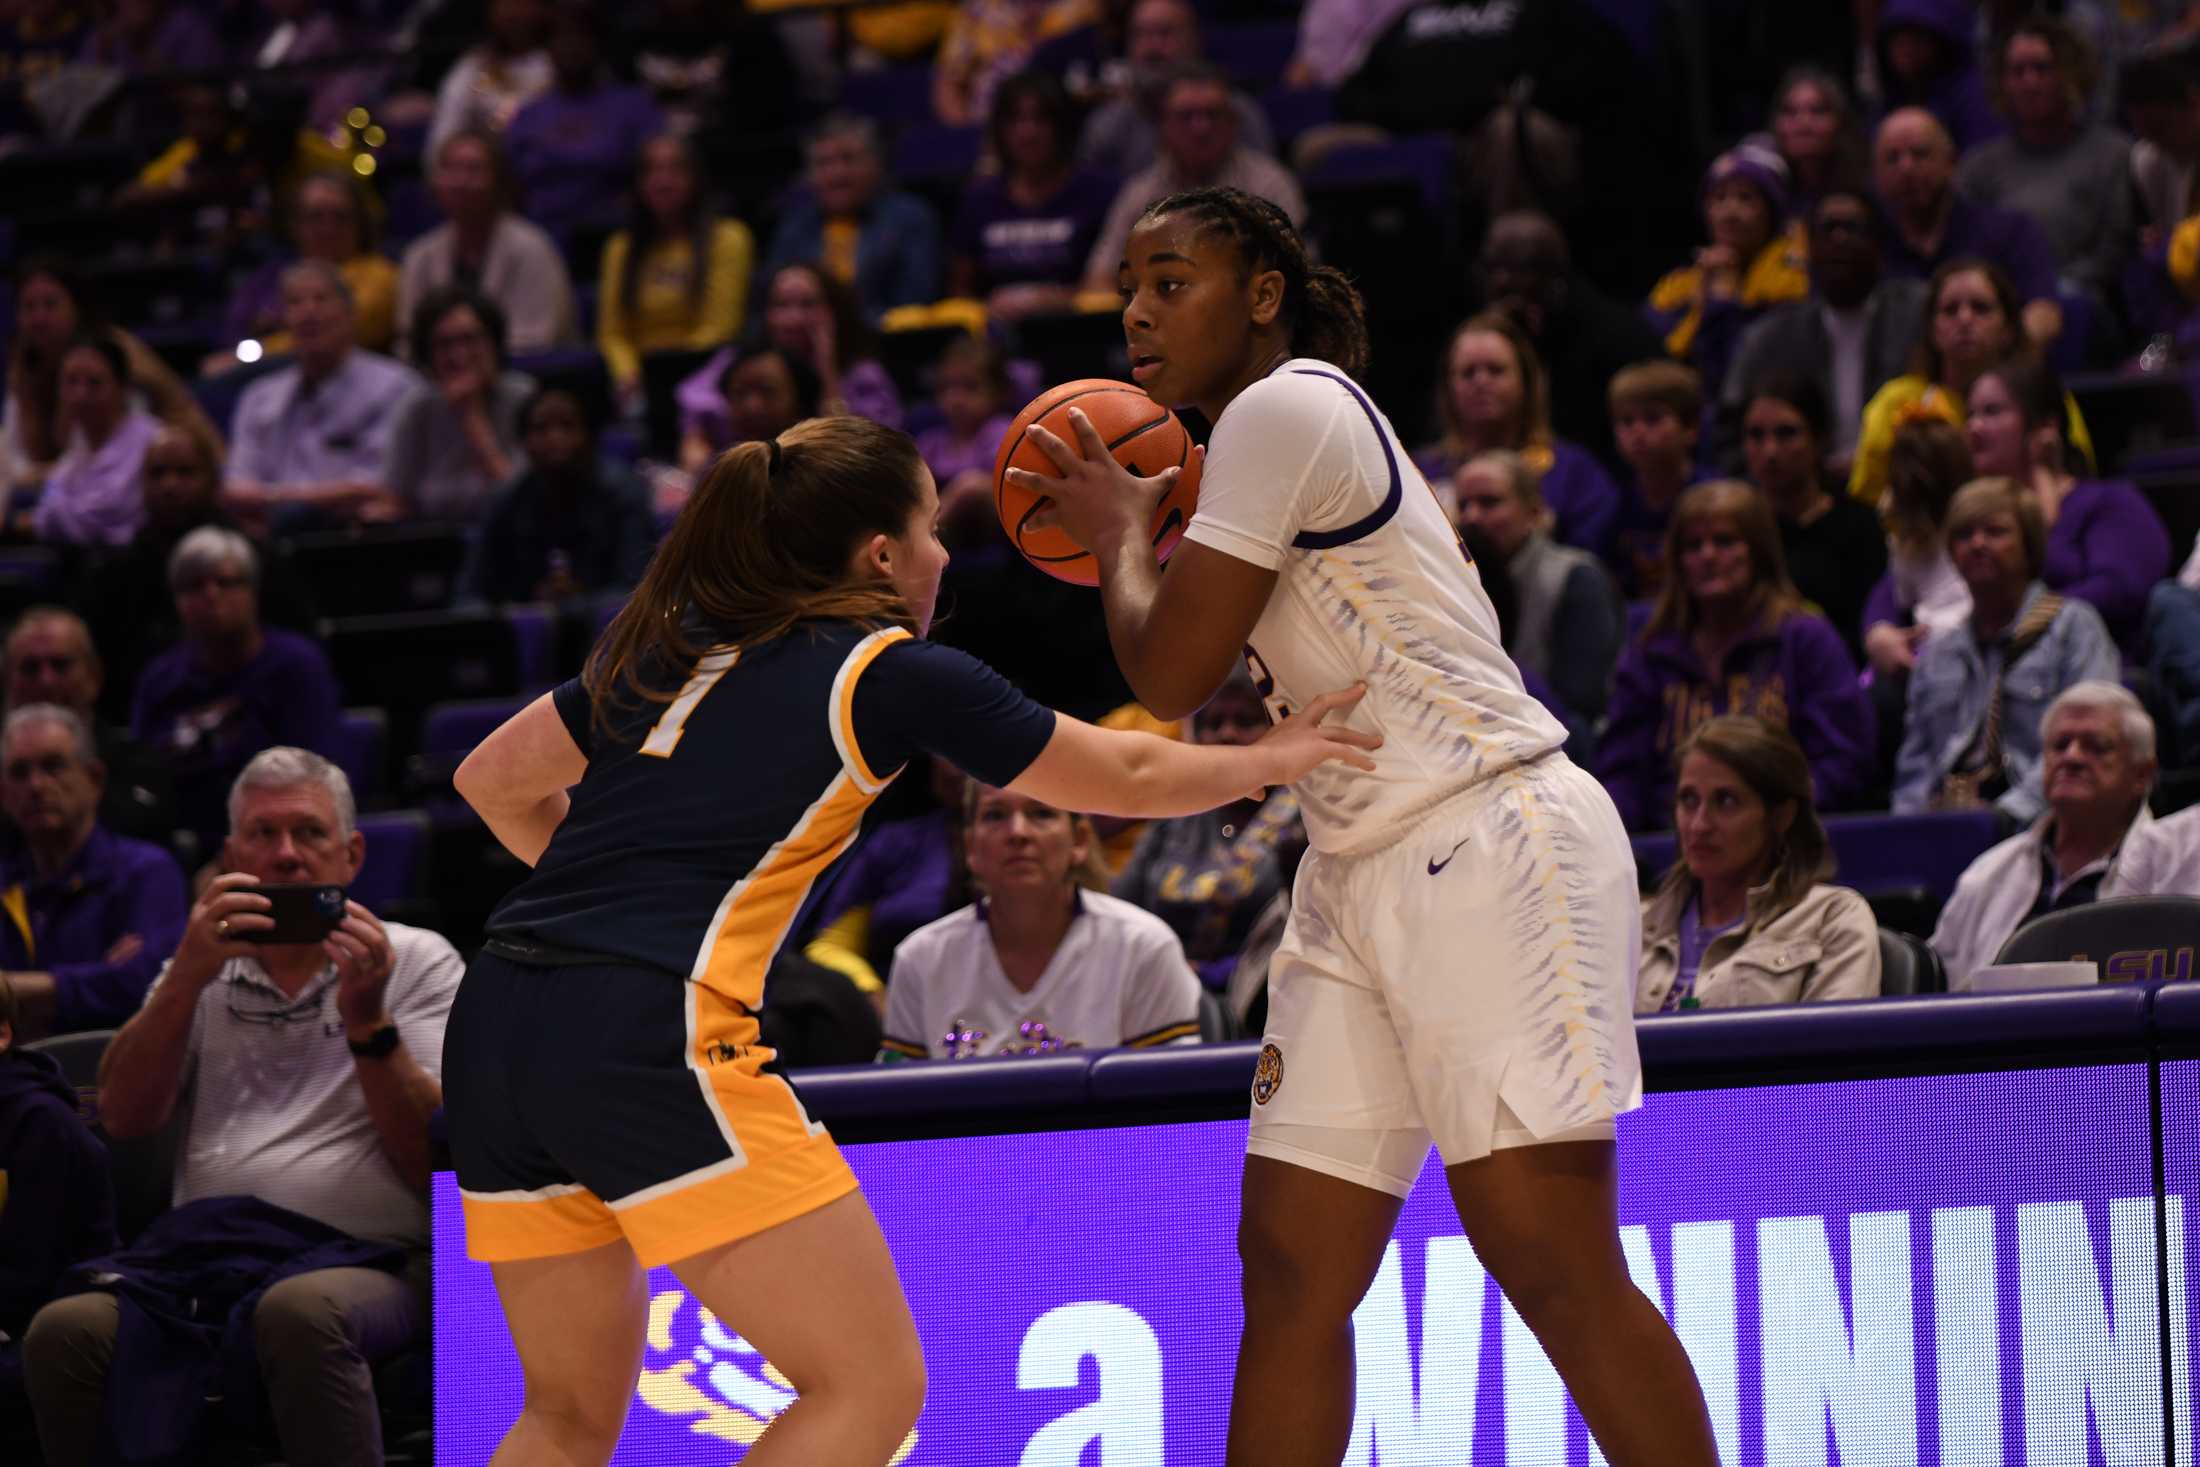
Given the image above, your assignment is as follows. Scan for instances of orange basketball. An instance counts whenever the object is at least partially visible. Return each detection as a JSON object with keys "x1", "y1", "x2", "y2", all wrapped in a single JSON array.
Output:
[{"x1": 993, "y1": 378, "x2": 1201, "y2": 586}]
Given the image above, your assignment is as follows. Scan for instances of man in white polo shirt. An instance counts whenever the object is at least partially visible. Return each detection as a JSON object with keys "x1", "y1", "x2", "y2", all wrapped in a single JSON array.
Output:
[
  {"x1": 879, "y1": 784, "x2": 1202, "y2": 1060},
  {"x1": 23, "y1": 747, "x2": 460, "y2": 1467}
]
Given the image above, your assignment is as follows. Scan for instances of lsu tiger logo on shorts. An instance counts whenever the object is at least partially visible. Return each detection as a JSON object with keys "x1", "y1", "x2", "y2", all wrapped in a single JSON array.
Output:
[{"x1": 1252, "y1": 1042, "x2": 1284, "y2": 1106}]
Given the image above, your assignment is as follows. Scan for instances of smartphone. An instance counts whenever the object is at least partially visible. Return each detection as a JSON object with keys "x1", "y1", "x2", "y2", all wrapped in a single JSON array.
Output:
[{"x1": 238, "y1": 884, "x2": 349, "y2": 944}]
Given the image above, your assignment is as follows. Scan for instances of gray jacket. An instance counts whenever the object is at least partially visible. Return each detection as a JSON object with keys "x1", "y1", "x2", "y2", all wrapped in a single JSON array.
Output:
[
  {"x1": 1892, "y1": 582, "x2": 2121, "y2": 825},
  {"x1": 1717, "y1": 281, "x2": 1927, "y2": 465},
  {"x1": 1508, "y1": 532, "x2": 1621, "y2": 722}
]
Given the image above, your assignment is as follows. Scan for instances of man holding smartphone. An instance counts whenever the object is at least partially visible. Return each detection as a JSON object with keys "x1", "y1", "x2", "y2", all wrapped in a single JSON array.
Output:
[{"x1": 21, "y1": 747, "x2": 462, "y2": 1467}]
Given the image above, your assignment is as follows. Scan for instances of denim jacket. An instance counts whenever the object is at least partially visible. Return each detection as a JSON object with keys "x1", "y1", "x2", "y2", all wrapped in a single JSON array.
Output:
[{"x1": 1892, "y1": 582, "x2": 2120, "y2": 825}]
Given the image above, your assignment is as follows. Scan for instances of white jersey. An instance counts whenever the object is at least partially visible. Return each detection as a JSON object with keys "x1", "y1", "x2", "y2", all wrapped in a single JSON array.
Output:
[
  {"x1": 879, "y1": 891, "x2": 1202, "y2": 1059},
  {"x1": 1181, "y1": 360, "x2": 1567, "y2": 855}
]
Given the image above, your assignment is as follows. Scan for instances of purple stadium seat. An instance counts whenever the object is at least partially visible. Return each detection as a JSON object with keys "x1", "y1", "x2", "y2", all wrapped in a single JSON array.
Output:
[
  {"x1": 1205, "y1": 21, "x2": 1297, "y2": 88},
  {"x1": 891, "y1": 122, "x2": 983, "y2": 184},
  {"x1": 1302, "y1": 133, "x2": 1455, "y2": 220},
  {"x1": 1259, "y1": 84, "x2": 1334, "y2": 152},
  {"x1": 839, "y1": 64, "x2": 936, "y2": 125},
  {"x1": 502, "y1": 604, "x2": 557, "y2": 692},
  {"x1": 352, "y1": 809, "x2": 431, "y2": 916},
  {"x1": 333, "y1": 707, "x2": 388, "y2": 809},
  {"x1": 422, "y1": 697, "x2": 528, "y2": 764},
  {"x1": 1631, "y1": 808, "x2": 1999, "y2": 903}
]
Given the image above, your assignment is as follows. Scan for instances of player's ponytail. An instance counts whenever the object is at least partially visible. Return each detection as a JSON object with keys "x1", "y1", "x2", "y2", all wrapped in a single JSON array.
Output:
[
  {"x1": 1141, "y1": 187, "x2": 1370, "y2": 380},
  {"x1": 585, "y1": 417, "x2": 927, "y2": 736}
]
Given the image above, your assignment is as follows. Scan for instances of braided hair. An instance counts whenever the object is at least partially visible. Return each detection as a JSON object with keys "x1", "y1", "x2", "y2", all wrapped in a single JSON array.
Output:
[{"x1": 1136, "y1": 187, "x2": 1370, "y2": 380}]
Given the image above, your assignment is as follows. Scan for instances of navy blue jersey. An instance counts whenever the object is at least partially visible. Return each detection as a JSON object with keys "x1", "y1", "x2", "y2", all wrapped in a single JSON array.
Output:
[{"x1": 488, "y1": 622, "x2": 1056, "y2": 1005}]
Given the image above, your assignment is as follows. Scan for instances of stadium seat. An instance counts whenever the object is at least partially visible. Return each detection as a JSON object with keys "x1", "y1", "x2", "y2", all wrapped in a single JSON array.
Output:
[
  {"x1": 278, "y1": 524, "x2": 471, "y2": 618},
  {"x1": 1206, "y1": 20, "x2": 1297, "y2": 88},
  {"x1": 1993, "y1": 895, "x2": 2200, "y2": 979},
  {"x1": 333, "y1": 706, "x2": 389, "y2": 809},
  {"x1": 2068, "y1": 368, "x2": 2199, "y2": 476},
  {"x1": 838, "y1": 63, "x2": 935, "y2": 125},
  {"x1": 1197, "y1": 988, "x2": 1232, "y2": 1043},
  {"x1": 1864, "y1": 885, "x2": 1941, "y2": 941},
  {"x1": 353, "y1": 809, "x2": 432, "y2": 917},
  {"x1": 320, "y1": 610, "x2": 521, "y2": 716},
  {"x1": 1876, "y1": 928, "x2": 1942, "y2": 997},
  {"x1": 24, "y1": 1028, "x2": 114, "y2": 1114},
  {"x1": 502, "y1": 603, "x2": 559, "y2": 690},
  {"x1": 408, "y1": 696, "x2": 529, "y2": 802}
]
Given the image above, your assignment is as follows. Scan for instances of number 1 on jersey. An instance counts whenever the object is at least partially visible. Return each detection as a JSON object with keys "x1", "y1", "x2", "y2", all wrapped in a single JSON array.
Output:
[{"x1": 641, "y1": 649, "x2": 738, "y2": 757}]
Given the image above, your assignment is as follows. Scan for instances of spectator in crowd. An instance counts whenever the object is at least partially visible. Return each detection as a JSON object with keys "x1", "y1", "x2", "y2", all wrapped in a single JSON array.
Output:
[
  {"x1": 1, "y1": 0, "x2": 90, "y2": 99},
  {"x1": 1454, "y1": 449, "x2": 1622, "y2": 723},
  {"x1": 1861, "y1": 418, "x2": 1975, "y2": 683},
  {"x1": 949, "y1": 70, "x2": 1119, "y2": 318},
  {"x1": 1849, "y1": 259, "x2": 2025, "y2": 507},
  {"x1": 24, "y1": 748, "x2": 456, "y2": 1466},
  {"x1": 880, "y1": 784, "x2": 1201, "y2": 1059},
  {"x1": 131, "y1": 528, "x2": 342, "y2": 854},
  {"x1": 5, "y1": 607, "x2": 176, "y2": 847},
  {"x1": 115, "y1": 83, "x2": 347, "y2": 257},
  {"x1": 1958, "y1": 17, "x2": 2134, "y2": 311},
  {"x1": 1076, "y1": 0, "x2": 1271, "y2": 177},
  {"x1": 504, "y1": 1, "x2": 665, "y2": 252},
  {"x1": 1475, "y1": 210, "x2": 1666, "y2": 472},
  {"x1": 1873, "y1": 0, "x2": 2001, "y2": 152},
  {"x1": 0, "y1": 704, "x2": 186, "y2": 1039},
  {"x1": 1607, "y1": 361, "x2": 1707, "y2": 601},
  {"x1": 678, "y1": 345, "x2": 822, "y2": 476},
  {"x1": 426, "y1": 0, "x2": 551, "y2": 156},
  {"x1": 224, "y1": 262, "x2": 419, "y2": 532},
  {"x1": 76, "y1": 427, "x2": 315, "y2": 722},
  {"x1": 1282, "y1": 0, "x2": 1416, "y2": 90},
  {"x1": 627, "y1": 0, "x2": 801, "y2": 142},
  {"x1": 678, "y1": 263, "x2": 904, "y2": 449},
  {"x1": 4, "y1": 258, "x2": 218, "y2": 495},
  {"x1": 1963, "y1": 354, "x2": 2172, "y2": 648},
  {"x1": 806, "y1": 759, "x2": 972, "y2": 1001},
  {"x1": 1645, "y1": 142, "x2": 1809, "y2": 391},
  {"x1": 2124, "y1": 44, "x2": 2200, "y2": 242},
  {"x1": 2121, "y1": 799, "x2": 2200, "y2": 897},
  {"x1": 595, "y1": 133, "x2": 754, "y2": 404},
  {"x1": 77, "y1": 0, "x2": 219, "y2": 74},
  {"x1": 1112, "y1": 671, "x2": 1305, "y2": 992},
  {"x1": 934, "y1": 0, "x2": 1096, "y2": 127},
  {"x1": 1418, "y1": 312, "x2": 1620, "y2": 558},
  {"x1": 0, "y1": 970, "x2": 116, "y2": 1367},
  {"x1": 397, "y1": 128, "x2": 578, "y2": 358},
  {"x1": 1872, "y1": 109, "x2": 2060, "y2": 346},
  {"x1": 1767, "y1": 65, "x2": 1868, "y2": 224},
  {"x1": 2150, "y1": 547, "x2": 2200, "y2": 765},
  {"x1": 1893, "y1": 477, "x2": 2120, "y2": 824},
  {"x1": 1598, "y1": 480, "x2": 1875, "y2": 831},
  {"x1": 220, "y1": 171, "x2": 401, "y2": 363},
  {"x1": 386, "y1": 286, "x2": 535, "y2": 524},
  {"x1": 34, "y1": 336, "x2": 160, "y2": 550},
  {"x1": 1721, "y1": 187, "x2": 1929, "y2": 471},
  {"x1": 1082, "y1": 65, "x2": 1306, "y2": 291},
  {"x1": 917, "y1": 335, "x2": 1014, "y2": 516},
  {"x1": 1741, "y1": 375, "x2": 1888, "y2": 655},
  {"x1": 1932, "y1": 682, "x2": 2162, "y2": 987},
  {"x1": 762, "y1": 114, "x2": 944, "y2": 322},
  {"x1": 460, "y1": 386, "x2": 655, "y2": 606},
  {"x1": 1456, "y1": 522, "x2": 1594, "y2": 759},
  {"x1": 1636, "y1": 715, "x2": 1881, "y2": 1012}
]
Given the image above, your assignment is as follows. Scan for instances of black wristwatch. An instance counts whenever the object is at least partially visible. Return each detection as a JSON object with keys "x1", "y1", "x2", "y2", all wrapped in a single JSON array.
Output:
[{"x1": 348, "y1": 1024, "x2": 401, "y2": 1060}]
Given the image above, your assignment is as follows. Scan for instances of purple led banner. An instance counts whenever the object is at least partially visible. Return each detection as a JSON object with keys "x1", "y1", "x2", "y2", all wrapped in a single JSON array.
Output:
[{"x1": 434, "y1": 1063, "x2": 2172, "y2": 1465}]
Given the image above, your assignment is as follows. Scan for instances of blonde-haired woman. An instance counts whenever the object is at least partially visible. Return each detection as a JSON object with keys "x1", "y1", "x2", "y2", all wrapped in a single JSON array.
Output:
[
  {"x1": 1595, "y1": 480, "x2": 1875, "y2": 830},
  {"x1": 1415, "y1": 312, "x2": 1621, "y2": 557},
  {"x1": 880, "y1": 783, "x2": 1202, "y2": 1060},
  {"x1": 1638, "y1": 715, "x2": 1881, "y2": 1012}
]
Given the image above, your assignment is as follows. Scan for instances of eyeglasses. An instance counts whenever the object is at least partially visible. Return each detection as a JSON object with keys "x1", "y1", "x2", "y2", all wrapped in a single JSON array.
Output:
[{"x1": 224, "y1": 970, "x2": 338, "y2": 1027}]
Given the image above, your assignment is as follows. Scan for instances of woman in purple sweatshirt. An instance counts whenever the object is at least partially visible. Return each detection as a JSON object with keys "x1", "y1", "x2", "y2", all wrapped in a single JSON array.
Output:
[
  {"x1": 1964, "y1": 354, "x2": 2171, "y2": 649},
  {"x1": 1596, "y1": 480, "x2": 1877, "y2": 831}
]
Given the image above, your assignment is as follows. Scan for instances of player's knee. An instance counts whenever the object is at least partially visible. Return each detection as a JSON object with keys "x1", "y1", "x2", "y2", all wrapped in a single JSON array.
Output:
[
  {"x1": 1237, "y1": 1211, "x2": 1350, "y2": 1320},
  {"x1": 520, "y1": 1376, "x2": 631, "y2": 1450},
  {"x1": 783, "y1": 1324, "x2": 926, "y2": 1444}
]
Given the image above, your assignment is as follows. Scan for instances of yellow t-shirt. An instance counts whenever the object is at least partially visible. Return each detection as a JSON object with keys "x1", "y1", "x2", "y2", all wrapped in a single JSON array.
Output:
[{"x1": 595, "y1": 219, "x2": 757, "y2": 389}]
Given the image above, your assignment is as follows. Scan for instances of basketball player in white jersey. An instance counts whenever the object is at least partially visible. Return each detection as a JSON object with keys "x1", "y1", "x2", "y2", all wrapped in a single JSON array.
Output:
[{"x1": 1008, "y1": 187, "x2": 1719, "y2": 1466}]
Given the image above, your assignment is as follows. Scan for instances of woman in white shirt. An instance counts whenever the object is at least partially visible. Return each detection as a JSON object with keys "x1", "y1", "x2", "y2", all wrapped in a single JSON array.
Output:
[{"x1": 880, "y1": 784, "x2": 1201, "y2": 1060}]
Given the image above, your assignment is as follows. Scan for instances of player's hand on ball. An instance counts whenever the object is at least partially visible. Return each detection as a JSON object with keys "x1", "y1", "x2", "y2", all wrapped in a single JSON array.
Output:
[
  {"x1": 1250, "y1": 684, "x2": 1382, "y2": 793},
  {"x1": 1007, "y1": 407, "x2": 1186, "y2": 552}
]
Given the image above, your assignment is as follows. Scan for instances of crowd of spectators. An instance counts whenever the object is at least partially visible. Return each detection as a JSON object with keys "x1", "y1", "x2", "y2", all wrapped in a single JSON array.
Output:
[{"x1": 4, "y1": 0, "x2": 2200, "y2": 1459}]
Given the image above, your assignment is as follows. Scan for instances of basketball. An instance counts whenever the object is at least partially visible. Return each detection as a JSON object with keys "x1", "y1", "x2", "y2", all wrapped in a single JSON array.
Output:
[{"x1": 992, "y1": 379, "x2": 1201, "y2": 586}]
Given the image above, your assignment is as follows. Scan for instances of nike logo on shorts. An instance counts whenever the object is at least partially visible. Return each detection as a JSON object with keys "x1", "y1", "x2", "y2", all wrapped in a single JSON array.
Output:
[{"x1": 1427, "y1": 836, "x2": 1470, "y2": 875}]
